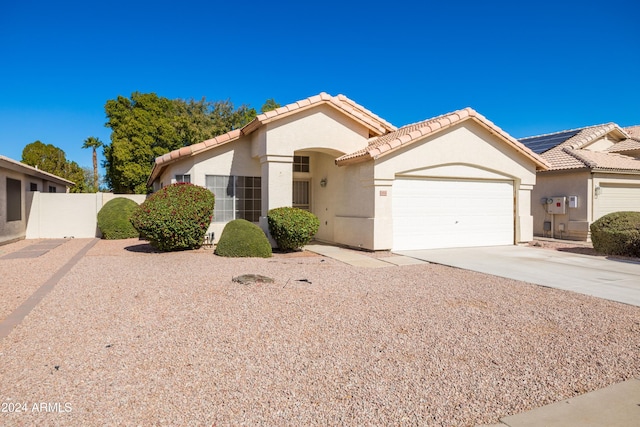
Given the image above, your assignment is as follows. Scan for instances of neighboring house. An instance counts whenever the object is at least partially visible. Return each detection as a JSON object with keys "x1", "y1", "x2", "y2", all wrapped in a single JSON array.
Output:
[
  {"x1": 148, "y1": 93, "x2": 548, "y2": 251},
  {"x1": 0, "y1": 155, "x2": 73, "y2": 245},
  {"x1": 625, "y1": 125, "x2": 640, "y2": 139},
  {"x1": 520, "y1": 124, "x2": 640, "y2": 241}
]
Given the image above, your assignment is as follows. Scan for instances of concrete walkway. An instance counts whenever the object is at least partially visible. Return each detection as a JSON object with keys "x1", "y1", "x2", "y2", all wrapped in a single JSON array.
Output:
[
  {"x1": 396, "y1": 245, "x2": 640, "y2": 307},
  {"x1": 304, "y1": 244, "x2": 426, "y2": 268}
]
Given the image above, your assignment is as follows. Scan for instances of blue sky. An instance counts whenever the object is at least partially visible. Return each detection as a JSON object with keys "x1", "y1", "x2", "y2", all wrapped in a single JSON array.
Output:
[{"x1": 0, "y1": 0, "x2": 638, "y2": 175}]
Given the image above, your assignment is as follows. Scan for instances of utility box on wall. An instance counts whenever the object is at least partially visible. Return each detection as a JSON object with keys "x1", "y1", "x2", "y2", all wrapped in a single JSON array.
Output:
[
  {"x1": 546, "y1": 196, "x2": 567, "y2": 214},
  {"x1": 568, "y1": 195, "x2": 578, "y2": 208}
]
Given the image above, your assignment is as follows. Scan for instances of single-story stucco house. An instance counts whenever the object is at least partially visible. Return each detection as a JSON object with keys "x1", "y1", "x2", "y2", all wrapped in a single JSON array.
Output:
[
  {"x1": 0, "y1": 155, "x2": 73, "y2": 245},
  {"x1": 148, "y1": 93, "x2": 549, "y2": 251},
  {"x1": 519, "y1": 123, "x2": 640, "y2": 241}
]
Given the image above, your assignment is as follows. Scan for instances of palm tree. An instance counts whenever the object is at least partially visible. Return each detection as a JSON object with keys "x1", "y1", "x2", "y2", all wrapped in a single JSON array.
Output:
[{"x1": 82, "y1": 136, "x2": 103, "y2": 191}]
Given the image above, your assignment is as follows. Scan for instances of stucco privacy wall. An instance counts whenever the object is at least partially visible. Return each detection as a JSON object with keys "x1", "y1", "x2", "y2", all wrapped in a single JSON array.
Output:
[
  {"x1": 337, "y1": 122, "x2": 539, "y2": 249},
  {"x1": 25, "y1": 193, "x2": 146, "y2": 239}
]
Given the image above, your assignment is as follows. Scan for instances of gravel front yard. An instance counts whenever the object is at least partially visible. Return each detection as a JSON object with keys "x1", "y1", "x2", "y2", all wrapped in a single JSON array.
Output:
[{"x1": 1, "y1": 238, "x2": 639, "y2": 426}]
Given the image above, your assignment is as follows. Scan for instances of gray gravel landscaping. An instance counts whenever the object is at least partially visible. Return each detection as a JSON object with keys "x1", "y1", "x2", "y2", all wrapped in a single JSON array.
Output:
[{"x1": 0, "y1": 238, "x2": 639, "y2": 426}]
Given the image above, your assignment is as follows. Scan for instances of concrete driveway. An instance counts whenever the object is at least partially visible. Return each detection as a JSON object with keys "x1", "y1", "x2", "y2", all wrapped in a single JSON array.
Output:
[{"x1": 395, "y1": 245, "x2": 640, "y2": 307}]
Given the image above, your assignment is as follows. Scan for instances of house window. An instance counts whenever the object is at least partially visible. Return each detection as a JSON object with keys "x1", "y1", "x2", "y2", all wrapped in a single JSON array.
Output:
[
  {"x1": 293, "y1": 155, "x2": 310, "y2": 173},
  {"x1": 293, "y1": 180, "x2": 310, "y2": 210},
  {"x1": 48, "y1": 186, "x2": 57, "y2": 193},
  {"x1": 175, "y1": 174, "x2": 191, "y2": 183},
  {"x1": 6, "y1": 178, "x2": 22, "y2": 221},
  {"x1": 205, "y1": 175, "x2": 261, "y2": 223},
  {"x1": 30, "y1": 183, "x2": 38, "y2": 191}
]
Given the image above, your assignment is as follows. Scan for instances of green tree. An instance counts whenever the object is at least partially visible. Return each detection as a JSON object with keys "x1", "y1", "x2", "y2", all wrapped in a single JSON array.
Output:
[
  {"x1": 103, "y1": 92, "x2": 263, "y2": 194},
  {"x1": 21, "y1": 141, "x2": 89, "y2": 193},
  {"x1": 261, "y1": 98, "x2": 280, "y2": 113},
  {"x1": 82, "y1": 136, "x2": 103, "y2": 191},
  {"x1": 22, "y1": 141, "x2": 67, "y2": 175}
]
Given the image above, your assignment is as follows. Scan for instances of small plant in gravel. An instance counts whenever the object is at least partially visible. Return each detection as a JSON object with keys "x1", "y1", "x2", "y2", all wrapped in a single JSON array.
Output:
[
  {"x1": 215, "y1": 219, "x2": 272, "y2": 258},
  {"x1": 97, "y1": 197, "x2": 140, "y2": 239},
  {"x1": 267, "y1": 207, "x2": 319, "y2": 251},
  {"x1": 590, "y1": 211, "x2": 640, "y2": 257},
  {"x1": 130, "y1": 183, "x2": 215, "y2": 251}
]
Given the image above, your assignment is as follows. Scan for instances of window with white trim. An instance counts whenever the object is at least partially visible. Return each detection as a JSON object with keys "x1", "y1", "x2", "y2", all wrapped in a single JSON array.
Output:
[
  {"x1": 206, "y1": 175, "x2": 261, "y2": 222},
  {"x1": 175, "y1": 174, "x2": 191, "y2": 183}
]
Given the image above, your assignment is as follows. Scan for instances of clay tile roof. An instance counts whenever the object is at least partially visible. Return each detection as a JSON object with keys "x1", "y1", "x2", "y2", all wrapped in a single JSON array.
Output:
[
  {"x1": 336, "y1": 107, "x2": 549, "y2": 170},
  {"x1": 245, "y1": 92, "x2": 396, "y2": 136},
  {"x1": 148, "y1": 93, "x2": 396, "y2": 186},
  {"x1": 522, "y1": 123, "x2": 640, "y2": 171},
  {"x1": 606, "y1": 138, "x2": 640, "y2": 153},
  {"x1": 624, "y1": 125, "x2": 640, "y2": 139},
  {"x1": 564, "y1": 148, "x2": 640, "y2": 171}
]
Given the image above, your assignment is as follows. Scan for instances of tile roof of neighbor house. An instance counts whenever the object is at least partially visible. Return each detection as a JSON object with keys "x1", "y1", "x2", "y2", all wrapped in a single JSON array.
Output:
[
  {"x1": 0, "y1": 155, "x2": 75, "y2": 186},
  {"x1": 606, "y1": 138, "x2": 640, "y2": 153},
  {"x1": 335, "y1": 107, "x2": 550, "y2": 170},
  {"x1": 519, "y1": 124, "x2": 640, "y2": 172},
  {"x1": 624, "y1": 125, "x2": 640, "y2": 138},
  {"x1": 148, "y1": 93, "x2": 397, "y2": 185}
]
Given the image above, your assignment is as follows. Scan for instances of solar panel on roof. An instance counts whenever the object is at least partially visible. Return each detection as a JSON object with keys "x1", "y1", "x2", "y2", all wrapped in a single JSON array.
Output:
[{"x1": 519, "y1": 129, "x2": 582, "y2": 154}]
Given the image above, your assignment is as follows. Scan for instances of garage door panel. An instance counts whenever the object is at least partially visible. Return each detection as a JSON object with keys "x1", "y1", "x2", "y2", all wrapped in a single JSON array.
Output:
[
  {"x1": 595, "y1": 185, "x2": 640, "y2": 219},
  {"x1": 393, "y1": 179, "x2": 514, "y2": 250}
]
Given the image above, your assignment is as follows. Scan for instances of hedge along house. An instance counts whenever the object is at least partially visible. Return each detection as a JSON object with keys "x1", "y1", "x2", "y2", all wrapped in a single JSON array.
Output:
[
  {"x1": 0, "y1": 155, "x2": 73, "y2": 245},
  {"x1": 520, "y1": 124, "x2": 640, "y2": 241},
  {"x1": 147, "y1": 93, "x2": 548, "y2": 251}
]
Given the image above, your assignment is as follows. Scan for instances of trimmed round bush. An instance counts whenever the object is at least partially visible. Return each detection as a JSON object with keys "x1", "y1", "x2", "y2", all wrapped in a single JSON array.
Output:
[
  {"x1": 267, "y1": 207, "x2": 319, "y2": 251},
  {"x1": 215, "y1": 219, "x2": 272, "y2": 258},
  {"x1": 130, "y1": 183, "x2": 215, "y2": 251},
  {"x1": 97, "y1": 197, "x2": 140, "y2": 239},
  {"x1": 590, "y1": 211, "x2": 640, "y2": 257}
]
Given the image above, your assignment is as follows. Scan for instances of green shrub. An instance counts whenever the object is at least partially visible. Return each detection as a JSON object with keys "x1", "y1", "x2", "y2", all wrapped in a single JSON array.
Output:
[
  {"x1": 130, "y1": 183, "x2": 215, "y2": 251},
  {"x1": 97, "y1": 197, "x2": 140, "y2": 239},
  {"x1": 215, "y1": 219, "x2": 272, "y2": 258},
  {"x1": 590, "y1": 211, "x2": 640, "y2": 257},
  {"x1": 267, "y1": 207, "x2": 319, "y2": 251}
]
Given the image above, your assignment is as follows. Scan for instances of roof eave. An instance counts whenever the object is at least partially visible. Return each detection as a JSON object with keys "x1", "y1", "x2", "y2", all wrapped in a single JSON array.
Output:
[{"x1": 0, "y1": 155, "x2": 75, "y2": 186}]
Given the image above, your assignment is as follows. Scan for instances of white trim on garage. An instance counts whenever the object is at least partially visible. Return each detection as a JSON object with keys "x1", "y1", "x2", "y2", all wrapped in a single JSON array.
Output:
[{"x1": 392, "y1": 178, "x2": 514, "y2": 250}]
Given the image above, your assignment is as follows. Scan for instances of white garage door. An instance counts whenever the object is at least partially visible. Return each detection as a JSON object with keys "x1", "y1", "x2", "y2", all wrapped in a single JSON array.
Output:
[
  {"x1": 594, "y1": 184, "x2": 640, "y2": 220},
  {"x1": 393, "y1": 178, "x2": 514, "y2": 250}
]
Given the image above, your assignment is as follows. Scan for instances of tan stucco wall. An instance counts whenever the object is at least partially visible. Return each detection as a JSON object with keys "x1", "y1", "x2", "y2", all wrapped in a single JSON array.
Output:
[
  {"x1": 532, "y1": 171, "x2": 640, "y2": 241},
  {"x1": 337, "y1": 122, "x2": 540, "y2": 250},
  {"x1": 254, "y1": 105, "x2": 371, "y2": 158},
  {"x1": 531, "y1": 170, "x2": 591, "y2": 240}
]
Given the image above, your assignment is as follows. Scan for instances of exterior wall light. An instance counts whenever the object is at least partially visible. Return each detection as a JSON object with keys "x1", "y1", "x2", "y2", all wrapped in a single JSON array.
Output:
[
  {"x1": 320, "y1": 178, "x2": 327, "y2": 187},
  {"x1": 594, "y1": 186, "x2": 601, "y2": 197}
]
